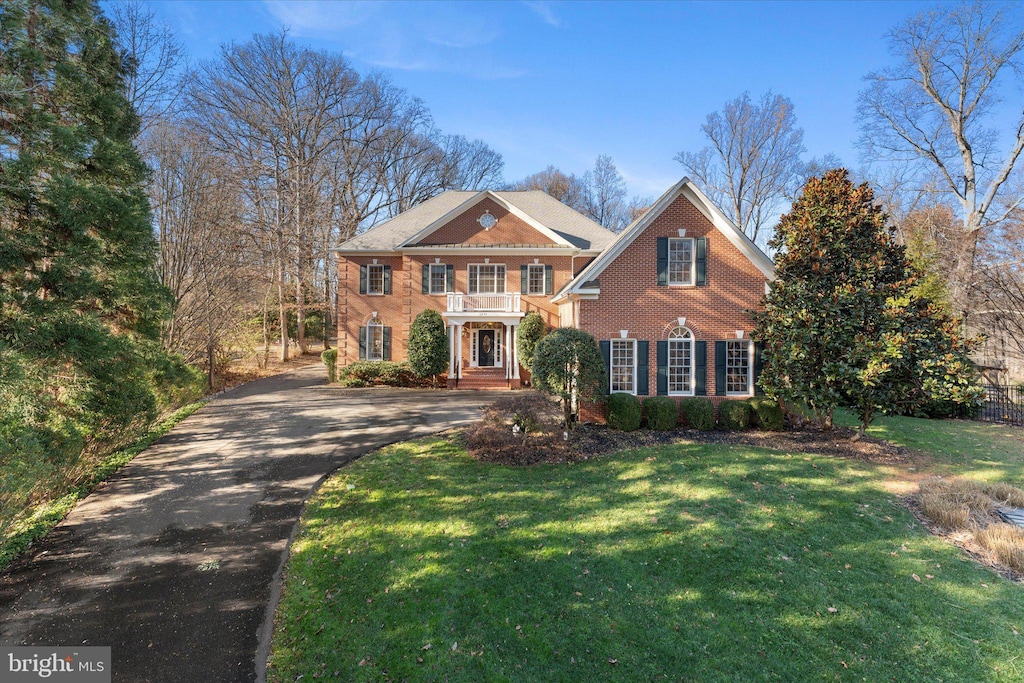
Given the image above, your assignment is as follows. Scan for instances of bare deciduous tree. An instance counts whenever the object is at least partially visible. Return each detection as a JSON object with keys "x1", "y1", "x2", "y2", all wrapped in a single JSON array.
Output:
[
  {"x1": 583, "y1": 155, "x2": 629, "y2": 232},
  {"x1": 676, "y1": 91, "x2": 806, "y2": 246}
]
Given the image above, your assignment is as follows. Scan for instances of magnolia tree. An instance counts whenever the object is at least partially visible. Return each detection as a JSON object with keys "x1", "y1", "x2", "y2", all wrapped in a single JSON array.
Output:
[
  {"x1": 753, "y1": 169, "x2": 981, "y2": 438},
  {"x1": 407, "y1": 310, "x2": 449, "y2": 381},
  {"x1": 530, "y1": 328, "x2": 607, "y2": 428}
]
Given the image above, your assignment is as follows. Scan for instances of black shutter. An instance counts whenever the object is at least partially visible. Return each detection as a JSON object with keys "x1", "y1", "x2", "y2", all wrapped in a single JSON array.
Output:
[
  {"x1": 422, "y1": 265, "x2": 430, "y2": 294},
  {"x1": 695, "y1": 340, "x2": 707, "y2": 396},
  {"x1": 383, "y1": 327, "x2": 391, "y2": 361},
  {"x1": 656, "y1": 340, "x2": 668, "y2": 396},
  {"x1": 383, "y1": 266, "x2": 392, "y2": 295},
  {"x1": 600, "y1": 340, "x2": 611, "y2": 393},
  {"x1": 696, "y1": 237, "x2": 708, "y2": 286},
  {"x1": 636, "y1": 340, "x2": 649, "y2": 396},
  {"x1": 359, "y1": 265, "x2": 367, "y2": 294},
  {"x1": 358, "y1": 326, "x2": 367, "y2": 360},
  {"x1": 753, "y1": 341, "x2": 764, "y2": 396},
  {"x1": 657, "y1": 237, "x2": 669, "y2": 286},
  {"x1": 544, "y1": 265, "x2": 554, "y2": 295},
  {"x1": 715, "y1": 340, "x2": 727, "y2": 396},
  {"x1": 521, "y1": 265, "x2": 528, "y2": 293},
  {"x1": 446, "y1": 264, "x2": 455, "y2": 292}
]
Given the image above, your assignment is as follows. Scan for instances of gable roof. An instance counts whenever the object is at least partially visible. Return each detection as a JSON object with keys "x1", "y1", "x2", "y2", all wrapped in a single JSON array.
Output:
[
  {"x1": 334, "y1": 190, "x2": 616, "y2": 252},
  {"x1": 554, "y1": 178, "x2": 775, "y2": 302}
]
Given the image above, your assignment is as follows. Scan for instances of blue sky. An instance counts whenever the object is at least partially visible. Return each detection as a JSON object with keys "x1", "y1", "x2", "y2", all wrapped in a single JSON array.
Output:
[{"x1": 127, "y1": 0, "x2": 951, "y2": 199}]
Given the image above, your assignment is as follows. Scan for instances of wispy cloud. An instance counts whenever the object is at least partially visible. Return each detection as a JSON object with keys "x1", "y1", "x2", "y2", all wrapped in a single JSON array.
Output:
[
  {"x1": 522, "y1": 1, "x2": 561, "y2": 28},
  {"x1": 263, "y1": 0, "x2": 381, "y2": 32}
]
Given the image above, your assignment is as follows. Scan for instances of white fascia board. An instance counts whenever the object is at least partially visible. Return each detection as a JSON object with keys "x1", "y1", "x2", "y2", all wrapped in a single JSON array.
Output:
[
  {"x1": 331, "y1": 249, "x2": 396, "y2": 257},
  {"x1": 396, "y1": 191, "x2": 573, "y2": 249},
  {"x1": 551, "y1": 289, "x2": 599, "y2": 304},
  {"x1": 401, "y1": 246, "x2": 597, "y2": 256}
]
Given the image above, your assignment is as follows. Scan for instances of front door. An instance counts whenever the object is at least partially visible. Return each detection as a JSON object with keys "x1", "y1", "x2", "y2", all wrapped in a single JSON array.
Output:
[{"x1": 478, "y1": 329, "x2": 495, "y2": 367}]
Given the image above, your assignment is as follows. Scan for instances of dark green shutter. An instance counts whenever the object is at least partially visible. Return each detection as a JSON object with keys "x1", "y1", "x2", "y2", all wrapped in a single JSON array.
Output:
[
  {"x1": 656, "y1": 341, "x2": 668, "y2": 396},
  {"x1": 358, "y1": 326, "x2": 367, "y2": 360},
  {"x1": 600, "y1": 340, "x2": 611, "y2": 393},
  {"x1": 656, "y1": 237, "x2": 669, "y2": 286},
  {"x1": 545, "y1": 265, "x2": 554, "y2": 295},
  {"x1": 753, "y1": 341, "x2": 764, "y2": 396},
  {"x1": 521, "y1": 265, "x2": 528, "y2": 293},
  {"x1": 446, "y1": 264, "x2": 455, "y2": 292},
  {"x1": 422, "y1": 265, "x2": 430, "y2": 293},
  {"x1": 715, "y1": 340, "x2": 727, "y2": 396},
  {"x1": 636, "y1": 340, "x2": 649, "y2": 396},
  {"x1": 383, "y1": 265, "x2": 392, "y2": 295},
  {"x1": 696, "y1": 237, "x2": 708, "y2": 286},
  {"x1": 359, "y1": 265, "x2": 367, "y2": 294},
  {"x1": 382, "y1": 327, "x2": 391, "y2": 361},
  {"x1": 695, "y1": 340, "x2": 707, "y2": 396}
]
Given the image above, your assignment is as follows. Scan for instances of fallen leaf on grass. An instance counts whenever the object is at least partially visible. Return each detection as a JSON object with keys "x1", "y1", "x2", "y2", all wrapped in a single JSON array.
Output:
[
  {"x1": 912, "y1": 574, "x2": 921, "y2": 582},
  {"x1": 827, "y1": 607, "x2": 838, "y2": 614},
  {"x1": 608, "y1": 658, "x2": 618, "y2": 665},
  {"x1": 421, "y1": 643, "x2": 432, "y2": 651},
  {"x1": 451, "y1": 642, "x2": 458, "y2": 651}
]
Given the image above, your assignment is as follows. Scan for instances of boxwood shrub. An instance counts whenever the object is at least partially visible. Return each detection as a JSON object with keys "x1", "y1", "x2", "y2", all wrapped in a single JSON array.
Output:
[
  {"x1": 321, "y1": 348, "x2": 338, "y2": 383},
  {"x1": 718, "y1": 399, "x2": 752, "y2": 430},
  {"x1": 643, "y1": 397, "x2": 678, "y2": 431},
  {"x1": 337, "y1": 361, "x2": 429, "y2": 388},
  {"x1": 747, "y1": 396, "x2": 786, "y2": 431},
  {"x1": 607, "y1": 393, "x2": 642, "y2": 431},
  {"x1": 680, "y1": 397, "x2": 715, "y2": 431}
]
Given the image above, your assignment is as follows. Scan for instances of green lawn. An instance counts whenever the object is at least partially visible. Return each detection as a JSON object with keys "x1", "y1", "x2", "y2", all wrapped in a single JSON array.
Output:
[{"x1": 269, "y1": 428, "x2": 1024, "y2": 682}]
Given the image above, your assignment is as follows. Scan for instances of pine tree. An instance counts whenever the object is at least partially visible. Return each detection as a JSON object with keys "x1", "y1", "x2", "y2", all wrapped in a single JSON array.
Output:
[
  {"x1": 1, "y1": 0, "x2": 176, "y2": 460},
  {"x1": 753, "y1": 169, "x2": 981, "y2": 436}
]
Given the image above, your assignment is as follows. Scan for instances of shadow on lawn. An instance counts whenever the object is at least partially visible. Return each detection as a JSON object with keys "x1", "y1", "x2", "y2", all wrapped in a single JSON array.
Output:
[{"x1": 272, "y1": 439, "x2": 1024, "y2": 682}]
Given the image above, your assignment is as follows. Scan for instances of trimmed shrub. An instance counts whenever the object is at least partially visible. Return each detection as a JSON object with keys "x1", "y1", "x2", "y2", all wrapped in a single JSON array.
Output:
[
  {"x1": 606, "y1": 393, "x2": 642, "y2": 431},
  {"x1": 748, "y1": 397, "x2": 785, "y2": 431},
  {"x1": 718, "y1": 399, "x2": 752, "y2": 430},
  {"x1": 516, "y1": 312, "x2": 548, "y2": 370},
  {"x1": 337, "y1": 361, "x2": 430, "y2": 388},
  {"x1": 680, "y1": 397, "x2": 715, "y2": 431},
  {"x1": 321, "y1": 348, "x2": 338, "y2": 383},
  {"x1": 643, "y1": 397, "x2": 678, "y2": 431},
  {"x1": 408, "y1": 310, "x2": 448, "y2": 378}
]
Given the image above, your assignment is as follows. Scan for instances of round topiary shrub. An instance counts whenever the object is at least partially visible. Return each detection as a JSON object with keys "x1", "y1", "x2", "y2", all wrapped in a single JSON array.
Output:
[
  {"x1": 748, "y1": 397, "x2": 785, "y2": 431},
  {"x1": 680, "y1": 397, "x2": 715, "y2": 431},
  {"x1": 718, "y1": 399, "x2": 752, "y2": 430},
  {"x1": 607, "y1": 392, "x2": 642, "y2": 431},
  {"x1": 643, "y1": 397, "x2": 678, "y2": 431},
  {"x1": 321, "y1": 348, "x2": 338, "y2": 383}
]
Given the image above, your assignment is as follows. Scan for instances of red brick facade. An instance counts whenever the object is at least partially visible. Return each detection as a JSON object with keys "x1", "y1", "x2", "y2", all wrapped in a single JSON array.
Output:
[{"x1": 414, "y1": 197, "x2": 556, "y2": 246}]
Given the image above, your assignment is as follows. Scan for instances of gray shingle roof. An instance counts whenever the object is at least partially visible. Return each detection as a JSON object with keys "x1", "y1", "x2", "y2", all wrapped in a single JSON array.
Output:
[{"x1": 334, "y1": 190, "x2": 616, "y2": 252}]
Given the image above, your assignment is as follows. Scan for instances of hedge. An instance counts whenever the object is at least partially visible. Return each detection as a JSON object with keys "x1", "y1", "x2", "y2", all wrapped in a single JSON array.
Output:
[
  {"x1": 643, "y1": 397, "x2": 679, "y2": 431},
  {"x1": 607, "y1": 393, "x2": 642, "y2": 431},
  {"x1": 718, "y1": 399, "x2": 752, "y2": 430},
  {"x1": 680, "y1": 397, "x2": 715, "y2": 431}
]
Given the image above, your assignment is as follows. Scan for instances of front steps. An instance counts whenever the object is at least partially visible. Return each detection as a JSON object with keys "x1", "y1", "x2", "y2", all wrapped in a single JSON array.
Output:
[{"x1": 448, "y1": 367, "x2": 520, "y2": 390}]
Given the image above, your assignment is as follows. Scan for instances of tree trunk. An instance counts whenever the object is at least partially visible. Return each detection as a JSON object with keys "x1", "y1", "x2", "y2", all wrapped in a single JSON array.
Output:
[{"x1": 278, "y1": 262, "x2": 289, "y2": 362}]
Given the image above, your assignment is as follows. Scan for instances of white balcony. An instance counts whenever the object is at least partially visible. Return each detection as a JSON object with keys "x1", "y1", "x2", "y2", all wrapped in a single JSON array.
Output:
[{"x1": 446, "y1": 292, "x2": 521, "y2": 313}]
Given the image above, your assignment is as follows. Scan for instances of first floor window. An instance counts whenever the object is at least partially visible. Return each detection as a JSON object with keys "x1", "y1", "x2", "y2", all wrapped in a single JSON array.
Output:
[
  {"x1": 468, "y1": 264, "x2": 506, "y2": 294},
  {"x1": 611, "y1": 339, "x2": 636, "y2": 394},
  {"x1": 726, "y1": 340, "x2": 750, "y2": 395},
  {"x1": 668, "y1": 237, "x2": 694, "y2": 285},
  {"x1": 668, "y1": 327, "x2": 694, "y2": 395},
  {"x1": 429, "y1": 263, "x2": 447, "y2": 294},
  {"x1": 367, "y1": 317, "x2": 385, "y2": 361},
  {"x1": 367, "y1": 264, "x2": 385, "y2": 295}
]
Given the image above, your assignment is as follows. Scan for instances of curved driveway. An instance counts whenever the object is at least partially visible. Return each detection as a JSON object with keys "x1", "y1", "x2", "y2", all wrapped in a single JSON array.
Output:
[{"x1": 0, "y1": 366, "x2": 499, "y2": 682}]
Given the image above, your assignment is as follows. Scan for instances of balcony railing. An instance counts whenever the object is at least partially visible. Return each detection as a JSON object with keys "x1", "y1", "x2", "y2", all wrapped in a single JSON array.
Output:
[{"x1": 446, "y1": 292, "x2": 521, "y2": 313}]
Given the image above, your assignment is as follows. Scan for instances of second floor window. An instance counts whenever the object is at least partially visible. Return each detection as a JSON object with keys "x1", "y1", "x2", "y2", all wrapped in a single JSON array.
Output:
[
  {"x1": 527, "y1": 264, "x2": 546, "y2": 295},
  {"x1": 429, "y1": 264, "x2": 447, "y2": 294},
  {"x1": 668, "y1": 237, "x2": 694, "y2": 285},
  {"x1": 468, "y1": 264, "x2": 506, "y2": 294},
  {"x1": 367, "y1": 264, "x2": 385, "y2": 295}
]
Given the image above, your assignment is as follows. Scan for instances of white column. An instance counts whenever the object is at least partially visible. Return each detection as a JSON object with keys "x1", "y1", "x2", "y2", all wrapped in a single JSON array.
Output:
[
  {"x1": 505, "y1": 324, "x2": 512, "y2": 378},
  {"x1": 448, "y1": 324, "x2": 456, "y2": 375},
  {"x1": 512, "y1": 323, "x2": 520, "y2": 379},
  {"x1": 455, "y1": 324, "x2": 463, "y2": 377}
]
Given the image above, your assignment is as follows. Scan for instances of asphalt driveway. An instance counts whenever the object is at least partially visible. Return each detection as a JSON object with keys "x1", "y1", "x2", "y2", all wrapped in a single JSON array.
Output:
[{"x1": 0, "y1": 365, "x2": 500, "y2": 682}]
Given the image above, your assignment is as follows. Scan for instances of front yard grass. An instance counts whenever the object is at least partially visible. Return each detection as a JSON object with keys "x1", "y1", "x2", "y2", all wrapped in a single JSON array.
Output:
[{"x1": 269, "y1": 431, "x2": 1024, "y2": 682}]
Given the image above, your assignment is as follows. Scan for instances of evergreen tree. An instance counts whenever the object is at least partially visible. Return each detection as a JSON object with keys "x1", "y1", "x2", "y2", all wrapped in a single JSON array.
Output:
[
  {"x1": 407, "y1": 310, "x2": 448, "y2": 380},
  {"x1": 753, "y1": 169, "x2": 980, "y2": 436},
  {"x1": 0, "y1": 0, "x2": 178, "y2": 463}
]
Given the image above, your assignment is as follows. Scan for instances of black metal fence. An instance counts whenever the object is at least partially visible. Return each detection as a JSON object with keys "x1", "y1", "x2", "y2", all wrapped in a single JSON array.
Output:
[{"x1": 976, "y1": 384, "x2": 1024, "y2": 426}]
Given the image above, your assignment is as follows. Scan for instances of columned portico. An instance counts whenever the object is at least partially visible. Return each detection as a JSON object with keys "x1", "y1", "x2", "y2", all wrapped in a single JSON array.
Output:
[{"x1": 444, "y1": 304, "x2": 525, "y2": 389}]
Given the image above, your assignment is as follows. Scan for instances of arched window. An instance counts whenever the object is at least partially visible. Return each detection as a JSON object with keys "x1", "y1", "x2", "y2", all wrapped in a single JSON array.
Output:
[
  {"x1": 668, "y1": 327, "x2": 694, "y2": 395},
  {"x1": 366, "y1": 317, "x2": 384, "y2": 361}
]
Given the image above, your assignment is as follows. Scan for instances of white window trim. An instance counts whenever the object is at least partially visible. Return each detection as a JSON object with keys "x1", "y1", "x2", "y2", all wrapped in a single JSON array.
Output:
[
  {"x1": 610, "y1": 338, "x2": 638, "y2": 396},
  {"x1": 366, "y1": 319, "x2": 384, "y2": 361},
  {"x1": 526, "y1": 263, "x2": 546, "y2": 295},
  {"x1": 428, "y1": 263, "x2": 447, "y2": 295},
  {"x1": 725, "y1": 340, "x2": 753, "y2": 396},
  {"x1": 667, "y1": 330, "x2": 695, "y2": 397},
  {"x1": 668, "y1": 237, "x2": 695, "y2": 287},
  {"x1": 366, "y1": 263, "x2": 385, "y2": 296},
  {"x1": 467, "y1": 263, "x2": 506, "y2": 295}
]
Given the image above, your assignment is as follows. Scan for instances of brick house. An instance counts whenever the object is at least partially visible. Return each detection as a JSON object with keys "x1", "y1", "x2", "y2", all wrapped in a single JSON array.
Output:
[{"x1": 334, "y1": 177, "x2": 774, "y2": 401}]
